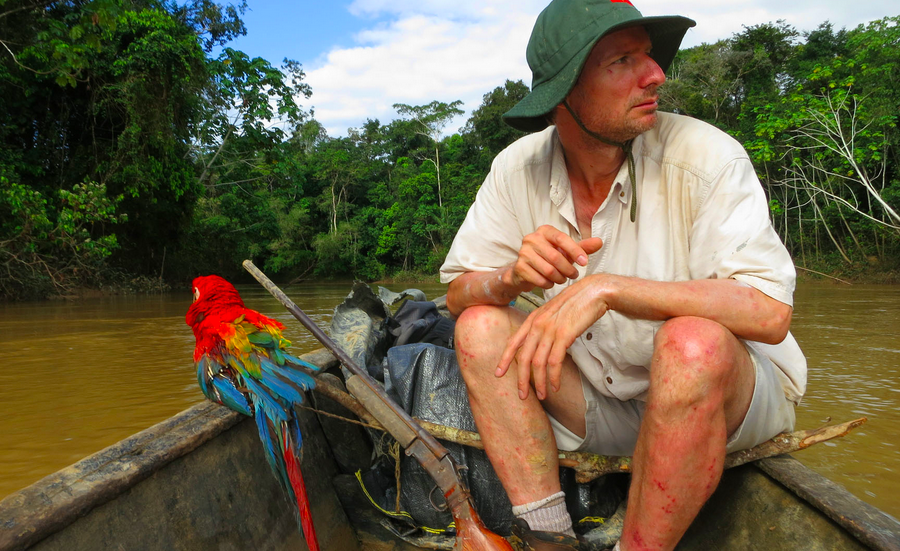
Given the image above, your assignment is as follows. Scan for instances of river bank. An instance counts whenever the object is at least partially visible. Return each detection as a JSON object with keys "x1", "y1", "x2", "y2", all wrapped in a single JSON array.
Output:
[{"x1": 7, "y1": 266, "x2": 900, "y2": 304}]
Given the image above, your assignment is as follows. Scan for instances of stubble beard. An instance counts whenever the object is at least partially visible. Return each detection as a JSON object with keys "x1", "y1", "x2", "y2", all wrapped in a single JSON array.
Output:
[
  {"x1": 570, "y1": 95, "x2": 659, "y2": 147},
  {"x1": 621, "y1": 108, "x2": 658, "y2": 141},
  {"x1": 597, "y1": 97, "x2": 659, "y2": 143}
]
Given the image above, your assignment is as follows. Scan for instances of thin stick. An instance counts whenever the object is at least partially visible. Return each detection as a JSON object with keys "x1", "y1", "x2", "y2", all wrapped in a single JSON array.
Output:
[
  {"x1": 559, "y1": 417, "x2": 867, "y2": 483},
  {"x1": 796, "y1": 265, "x2": 852, "y2": 285},
  {"x1": 308, "y1": 378, "x2": 866, "y2": 485},
  {"x1": 312, "y1": 375, "x2": 380, "y2": 426}
]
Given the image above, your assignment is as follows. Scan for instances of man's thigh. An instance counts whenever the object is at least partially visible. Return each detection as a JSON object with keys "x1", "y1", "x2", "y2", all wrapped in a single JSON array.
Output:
[
  {"x1": 548, "y1": 374, "x2": 645, "y2": 456},
  {"x1": 724, "y1": 342, "x2": 795, "y2": 452},
  {"x1": 455, "y1": 304, "x2": 588, "y2": 436},
  {"x1": 538, "y1": 351, "x2": 589, "y2": 439}
]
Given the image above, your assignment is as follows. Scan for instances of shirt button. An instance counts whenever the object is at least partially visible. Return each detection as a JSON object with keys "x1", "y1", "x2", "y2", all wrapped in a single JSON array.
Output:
[
  {"x1": 619, "y1": 191, "x2": 625, "y2": 197},
  {"x1": 586, "y1": 332, "x2": 593, "y2": 341},
  {"x1": 606, "y1": 376, "x2": 613, "y2": 384}
]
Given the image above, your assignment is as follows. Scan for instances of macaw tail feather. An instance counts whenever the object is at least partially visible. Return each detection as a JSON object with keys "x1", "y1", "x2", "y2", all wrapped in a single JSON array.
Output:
[
  {"x1": 254, "y1": 404, "x2": 294, "y2": 500},
  {"x1": 282, "y1": 428, "x2": 319, "y2": 551}
]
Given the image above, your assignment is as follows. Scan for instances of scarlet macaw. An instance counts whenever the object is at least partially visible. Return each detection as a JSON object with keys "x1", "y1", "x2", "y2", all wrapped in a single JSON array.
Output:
[{"x1": 186, "y1": 275, "x2": 320, "y2": 550}]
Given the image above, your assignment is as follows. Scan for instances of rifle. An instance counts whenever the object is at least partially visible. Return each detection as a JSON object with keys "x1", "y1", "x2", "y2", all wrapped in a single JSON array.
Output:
[{"x1": 243, "y1": 260, "x2": 512, "y2": 551}]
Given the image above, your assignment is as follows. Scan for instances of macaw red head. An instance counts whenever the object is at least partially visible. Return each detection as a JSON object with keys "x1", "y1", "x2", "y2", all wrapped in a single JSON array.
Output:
[{"x1": 185, "y1": 275, "x2": 244, "y2": 328}]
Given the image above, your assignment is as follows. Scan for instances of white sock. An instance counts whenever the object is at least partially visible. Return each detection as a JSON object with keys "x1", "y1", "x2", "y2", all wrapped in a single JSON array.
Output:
[{"x1": 511, "y1": 491, "x2": 575, "y2": 537}]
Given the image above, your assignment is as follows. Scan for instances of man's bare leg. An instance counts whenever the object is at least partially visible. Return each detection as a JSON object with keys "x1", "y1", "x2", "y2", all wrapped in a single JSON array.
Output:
[
  {"x1": 454, "y1": 304, "x2": 587, "y2": 507},
  {"x1": 620, "y1": 316, "x2": 756, "y2": 551}
]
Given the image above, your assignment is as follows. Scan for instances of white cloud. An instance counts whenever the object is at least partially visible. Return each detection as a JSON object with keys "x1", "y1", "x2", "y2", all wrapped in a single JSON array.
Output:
[
  {"x1": 304, "y1": 0, "x2": 898, "y2": 136},
  {"x1": 305, "y1": 2, "x2": 539, "y2": 136},
  {"x1": 640, "y1": 0, "x2": 897, "y2": 47}
]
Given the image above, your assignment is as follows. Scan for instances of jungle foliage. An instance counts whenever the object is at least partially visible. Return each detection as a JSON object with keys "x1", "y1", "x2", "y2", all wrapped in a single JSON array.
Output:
[
  {"x1": 1, "y1": 1, "x2": 897, "y2": 299},
  {"x1": 661, "y1": 18, "x2": 900, "y2": 277}
]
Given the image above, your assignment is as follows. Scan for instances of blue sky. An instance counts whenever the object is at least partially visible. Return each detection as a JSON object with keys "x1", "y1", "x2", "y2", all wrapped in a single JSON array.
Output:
[
  {"x1": 224, "y1": 0, "x2": 899, "y2": 137},
  {"x1": 227, "y1": 3, "x2": 388, "y2": 68}
]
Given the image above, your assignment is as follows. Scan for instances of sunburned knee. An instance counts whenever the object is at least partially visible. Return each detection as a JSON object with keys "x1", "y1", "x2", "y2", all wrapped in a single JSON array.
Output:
[
  {"x1": 455, "y1": 304, "x2": 509, "y2": 338},
  {"x1": 455, "y1": 305, "x2": 514, "y2": 373},
  {"x1": 653, "y1": 316, "x2": 738, "y2": 387}
]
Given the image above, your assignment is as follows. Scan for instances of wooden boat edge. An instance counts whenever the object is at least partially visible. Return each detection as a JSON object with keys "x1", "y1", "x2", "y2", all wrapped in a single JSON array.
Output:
[{"x1": 757, "y1": 455, "x2": 900, "y2": 551}]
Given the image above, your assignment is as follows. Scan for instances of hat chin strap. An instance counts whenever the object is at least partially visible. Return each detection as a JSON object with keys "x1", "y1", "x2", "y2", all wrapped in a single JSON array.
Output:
[{"x1": 562, "y1": 100, "x2": 637, "y2": 223}]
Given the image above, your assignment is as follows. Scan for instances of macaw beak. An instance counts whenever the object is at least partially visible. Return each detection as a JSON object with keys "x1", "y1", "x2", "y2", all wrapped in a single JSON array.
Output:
[{"x1": 193, "y1": 287, "x2": 200, "y2": 302}]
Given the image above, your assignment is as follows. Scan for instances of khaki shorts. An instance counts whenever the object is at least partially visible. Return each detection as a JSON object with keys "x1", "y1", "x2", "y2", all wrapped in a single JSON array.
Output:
[{"x1": 548, "y1": 342, "x2": 796, "y2": 455}]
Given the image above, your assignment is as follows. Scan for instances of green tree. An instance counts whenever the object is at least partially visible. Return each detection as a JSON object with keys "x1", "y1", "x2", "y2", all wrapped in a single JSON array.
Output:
[
  {"x1": 0, "y1": 178, "x2": 125, "y2": 299},
  {"x1": 660, "y1": 41, "x2": 758, "y2": 128},
  {"x1": 462, "y1": 79, "x2": 529, "y2": 162},
  {"x1": 750, "y1": 16, "x2": 900, "y2": 266},
  {"x1": 393, "y1": 100, "x2": 464, "y2": 208},
  {"x1": 0, "y1": 0, "x2": 318, "y2": 295}
]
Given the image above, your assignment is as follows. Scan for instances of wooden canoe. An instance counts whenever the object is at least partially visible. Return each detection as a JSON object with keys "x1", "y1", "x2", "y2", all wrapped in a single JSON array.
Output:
[{"x1": 1, "y1": 347, "x2": 899, "y2": 551}]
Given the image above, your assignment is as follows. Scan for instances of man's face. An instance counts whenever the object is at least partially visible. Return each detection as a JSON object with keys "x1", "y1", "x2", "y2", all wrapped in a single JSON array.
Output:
[{"x1": 564, "y1": 26, "x2": 665, "y2": 143}]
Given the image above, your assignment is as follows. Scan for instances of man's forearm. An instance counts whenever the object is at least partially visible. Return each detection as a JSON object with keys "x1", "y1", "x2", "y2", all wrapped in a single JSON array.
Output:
[
  {"x1": 594, "y1": 275, "x2": 793, "y2": 344},
  {"x1": 446, "y1": 268, "x2": 528, "y2": 317}
]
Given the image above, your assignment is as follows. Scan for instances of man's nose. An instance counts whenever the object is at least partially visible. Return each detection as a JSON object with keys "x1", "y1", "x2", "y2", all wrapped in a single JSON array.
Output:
[{"x1": 640, "y1": 55, "x2": 666, "y2": 88}]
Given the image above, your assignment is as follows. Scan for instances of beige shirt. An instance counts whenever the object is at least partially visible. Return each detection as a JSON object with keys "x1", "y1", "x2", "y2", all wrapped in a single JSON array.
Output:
[{"x1": 440, "y1": 112, "x2": 806, "y2": 404}]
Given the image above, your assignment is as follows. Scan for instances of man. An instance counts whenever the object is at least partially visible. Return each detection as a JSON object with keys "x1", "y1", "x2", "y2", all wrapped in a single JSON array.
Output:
[{"x1": 439, "y1": 0, "x2": 807, "y2": 549}]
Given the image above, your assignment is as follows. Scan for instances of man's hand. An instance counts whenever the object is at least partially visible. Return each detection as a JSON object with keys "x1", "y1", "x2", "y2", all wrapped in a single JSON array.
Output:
[
  {"x1": 494, "y1": 274, "x2": 795, "y2": 401},
  {"x1": 505, "y1": 225, "x2": 603, "y2": 292},
  {"x1": 446, "y1": 226, "x2": 602, "y2": 316},
  {"x1": 496, "y1": 274, "x2": 610, "y2": 400}
]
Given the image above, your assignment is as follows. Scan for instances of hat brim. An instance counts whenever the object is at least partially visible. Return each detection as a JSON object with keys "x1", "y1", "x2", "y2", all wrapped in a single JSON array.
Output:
[{"x1": 503, "y1": 15, "x2": 695, "y2": 133}]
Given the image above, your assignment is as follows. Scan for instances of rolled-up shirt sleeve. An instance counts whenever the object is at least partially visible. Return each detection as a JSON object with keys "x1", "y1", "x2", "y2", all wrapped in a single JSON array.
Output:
[{"x1": 688, "y1": 157, "x2": 796, "y2": 306}]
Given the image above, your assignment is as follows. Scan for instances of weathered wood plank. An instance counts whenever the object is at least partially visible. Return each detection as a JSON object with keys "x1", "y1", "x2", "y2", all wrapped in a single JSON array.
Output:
[{"x1": 0, "y1": 402, "x2": 242, "y2": 551}]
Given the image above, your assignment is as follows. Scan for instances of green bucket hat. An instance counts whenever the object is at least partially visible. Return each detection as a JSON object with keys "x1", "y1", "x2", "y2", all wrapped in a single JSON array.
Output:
[{"x1": 503, "y1": 0, "x2": 695, "y2": 132}]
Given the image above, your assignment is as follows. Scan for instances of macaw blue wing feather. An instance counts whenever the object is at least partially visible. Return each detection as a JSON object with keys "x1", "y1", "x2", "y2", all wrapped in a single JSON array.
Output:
[
  {"x1": 211, "y1": 375, "x2": 253, "y2": 416},
  {"x1": 195, "y1": 355, "x2": 253, "y2": 416},
  {"x1": 255, "y1": 366, "x2": 307, "y2": 406},
  {"x1": 283, "y1": 353, "x2": 323, "y2": 373},
  {"x1": 196, "y1": 357, "x2": 215, "y2": 401},
  {"x1": 244, "y1": 375, "x2": 290, "y2": 424},
  {"x1": 260, "y1": 357, "x2": 316, "y2": 393}
]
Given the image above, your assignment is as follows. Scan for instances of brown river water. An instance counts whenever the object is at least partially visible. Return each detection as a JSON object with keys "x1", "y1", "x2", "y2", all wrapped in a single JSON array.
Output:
[{"x1": 0, "y1": 281, "x2": 898, "y2": 520}]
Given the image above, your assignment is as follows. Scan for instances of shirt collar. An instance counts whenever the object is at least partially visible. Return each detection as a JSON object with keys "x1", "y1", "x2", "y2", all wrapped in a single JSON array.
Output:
[
  {"x1": 613, "y1": 158, "x2": 631, "y2": 207},
  {"x1": 549, "y1": 129, "x2": 640, "y2": 229},
  {"x1": 549, "y1": 130, "x2": 578, "y2": 230}
]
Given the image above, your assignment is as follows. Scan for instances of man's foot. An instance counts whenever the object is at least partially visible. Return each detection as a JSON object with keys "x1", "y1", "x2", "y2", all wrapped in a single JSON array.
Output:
[{"x1": 510, "y1": 518, "x2": 582, "y2": 550}]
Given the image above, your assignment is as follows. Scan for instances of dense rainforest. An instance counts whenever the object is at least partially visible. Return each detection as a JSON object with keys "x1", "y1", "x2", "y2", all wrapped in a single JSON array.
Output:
[{"x1": 1, "y1": 0, "x2": 898, "y2": 300}]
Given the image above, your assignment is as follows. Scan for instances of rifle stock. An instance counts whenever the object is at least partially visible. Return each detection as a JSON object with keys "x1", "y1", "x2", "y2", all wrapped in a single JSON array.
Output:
[{"x1": 243, "y1": 260, "x2": 512, "y2": 551}]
